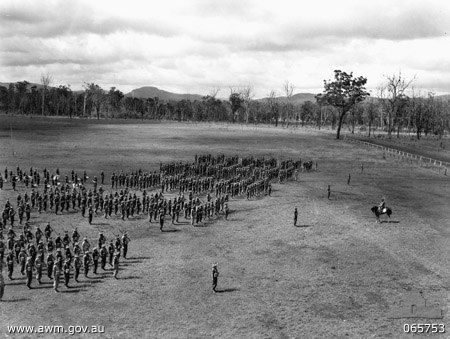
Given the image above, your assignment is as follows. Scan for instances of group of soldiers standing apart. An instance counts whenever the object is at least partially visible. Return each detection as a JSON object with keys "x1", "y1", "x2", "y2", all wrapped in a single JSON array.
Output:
[{"x1": 0, "y1": 153, "x2": 314, "y2": 297}]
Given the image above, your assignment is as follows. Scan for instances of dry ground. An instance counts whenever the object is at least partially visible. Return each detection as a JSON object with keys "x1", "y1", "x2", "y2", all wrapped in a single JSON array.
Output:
[{"x1": 0, "y1": 115, "x2": 449, "y2": 339}]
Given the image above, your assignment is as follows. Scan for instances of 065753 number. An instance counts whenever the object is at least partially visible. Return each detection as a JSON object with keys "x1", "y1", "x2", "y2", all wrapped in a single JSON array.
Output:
[{"x1": 403, "y1": 323, "x2": 445, "y2": 333}]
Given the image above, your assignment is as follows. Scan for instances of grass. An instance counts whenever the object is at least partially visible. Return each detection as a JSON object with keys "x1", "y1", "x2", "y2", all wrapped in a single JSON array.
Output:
[{"x1": 0, "y1": 115, "x2": 449, "y2": 338}]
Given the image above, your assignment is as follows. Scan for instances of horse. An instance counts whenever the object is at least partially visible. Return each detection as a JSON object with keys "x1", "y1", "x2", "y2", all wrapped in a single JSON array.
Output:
[{"x1": 371, "y1": 206, "x2": 392, "y2": 223}]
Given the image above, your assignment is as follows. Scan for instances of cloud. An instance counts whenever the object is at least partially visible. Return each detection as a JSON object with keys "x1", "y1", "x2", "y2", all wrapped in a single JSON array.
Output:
[{"x1": 0, "y1": 0, "x2": 449, "y2": 97}]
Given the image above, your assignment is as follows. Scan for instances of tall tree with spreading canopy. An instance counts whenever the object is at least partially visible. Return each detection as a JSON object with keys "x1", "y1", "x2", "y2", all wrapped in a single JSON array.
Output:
[
  {"x1": 229, "y1": 88, "x2": 243, "y2": 123},
  {"x1": 316, "y1": 70, "x2": 370, "y2": 139}
]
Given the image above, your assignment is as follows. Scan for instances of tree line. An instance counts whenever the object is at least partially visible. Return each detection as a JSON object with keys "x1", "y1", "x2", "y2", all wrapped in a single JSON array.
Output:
[{"x1": 0, "y1": 72, "x2": 449, "y2": 140}]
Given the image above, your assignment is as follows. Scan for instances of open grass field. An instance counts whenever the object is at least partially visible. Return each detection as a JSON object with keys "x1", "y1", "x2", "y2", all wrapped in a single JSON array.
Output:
[{"x1": 0, "y1": 115, "x2": 449, "y2": 338}]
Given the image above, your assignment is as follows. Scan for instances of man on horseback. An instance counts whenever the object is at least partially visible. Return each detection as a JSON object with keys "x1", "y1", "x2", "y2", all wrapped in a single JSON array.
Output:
[{"x1": 379, "y1": 197, "x2": 386, "y2": 214}]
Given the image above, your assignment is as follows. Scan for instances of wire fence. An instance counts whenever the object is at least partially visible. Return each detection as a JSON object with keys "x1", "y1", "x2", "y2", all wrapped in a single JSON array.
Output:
[{"x1": 344, "y1": 136, "x2": 449, "y2": 176}]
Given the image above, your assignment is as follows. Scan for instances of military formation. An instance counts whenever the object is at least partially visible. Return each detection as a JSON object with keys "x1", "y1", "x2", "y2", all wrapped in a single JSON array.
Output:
[{"x1": 0, "y1": 154, "x2": 314, "y2": 297}]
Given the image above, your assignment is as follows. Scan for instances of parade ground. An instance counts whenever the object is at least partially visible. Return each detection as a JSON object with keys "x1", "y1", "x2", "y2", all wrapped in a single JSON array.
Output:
[{"x1": 0, "y1": 115, "x2": 449, "y2": 338}]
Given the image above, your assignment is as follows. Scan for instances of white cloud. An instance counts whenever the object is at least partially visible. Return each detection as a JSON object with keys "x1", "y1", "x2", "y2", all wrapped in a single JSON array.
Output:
[{"x1": 0, "y1": 0, "x2": 450, "y2": 97}]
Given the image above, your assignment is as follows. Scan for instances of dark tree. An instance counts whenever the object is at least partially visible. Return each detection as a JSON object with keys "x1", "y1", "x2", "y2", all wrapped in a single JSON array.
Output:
[
  {"x1": 229, "y1": 92, "x2": 243, "y2": 123},
  {"x1": 316, "y1": 70, "x2": 370, "y2": 139}
]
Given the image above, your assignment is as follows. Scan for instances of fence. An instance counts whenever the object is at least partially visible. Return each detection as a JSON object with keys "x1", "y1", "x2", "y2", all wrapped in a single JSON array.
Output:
[{"x1": 344, "y1": 136, "x2": 449, "y2": 176}]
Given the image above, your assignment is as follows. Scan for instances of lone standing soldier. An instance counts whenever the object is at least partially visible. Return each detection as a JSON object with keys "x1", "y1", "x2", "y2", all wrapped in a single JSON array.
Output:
[
  {"x1": 294, "y1": 208, "x2": 298, "y2": 226},
  {"x1": 327, "y1": 185, "x2": 331, "y2": 200},
  {"x1": 122, "y1": 232, "x2": 130, "y2": 259},
  {"x1": 212, "y1": 263, "x2": 219, "y2": 293}
]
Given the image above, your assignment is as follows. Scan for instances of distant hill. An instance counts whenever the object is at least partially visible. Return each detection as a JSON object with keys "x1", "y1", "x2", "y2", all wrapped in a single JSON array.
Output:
[
  {"x1": 126, "y1": 86, "x2": 203, "y2": 101},
  {"x1": 257, "y1": 92, "x2": 317, "y2": 105}
]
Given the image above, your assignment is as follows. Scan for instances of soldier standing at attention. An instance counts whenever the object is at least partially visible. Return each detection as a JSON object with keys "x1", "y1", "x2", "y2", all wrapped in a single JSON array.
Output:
[
  {"x1": 82, "y1": 237, "x2": 90, "y2": 254},
  {"x1": 100, "y1": 245, "x2": 108, "y2": 270},
  {"x1": 294, "y1": 208, "x2": 298, "y2": 226},
  {"x1": 98, "y1": 232, "x2": 106, "y2": 249},
  {"x1": 34, "y1": 256, "x2": 43, "y2": 284},
  {"x1": 122, "y1": 232, "x2": 130, "y2": 259},
  {"x1": 108, "y1": 241, "x2": 115, "y2": 267},
  {"x1": 6, "y1": 251, "x2": 14, "y2": 280},
  {"x1": 83, "y1": 251, "x2": 91, "y2": 278},
  {"x1": 101, "y1": 171, "x2": 105, "y2": 185},
  {"x1": 88, "y1": 206, "x2": 93, "y2": 225},
  {"x1": 74, "y1": 255, "x2": 82, "y2": 282},
  {"x1": 19, "y1": 249, "x2": 27, "y2": 275},
  {"x1": 53, "y1": 260, "x2": 60, "y2": 293},
  {"x1": 92, "y1": 247, "x2": 99, "y2": 274},
  {"x1": 46, "y1": 252, "x2": 54, "y2": 280},
  {"x1": 159, "y1": 211, "x2": 165, "y2": 232},
  {"x1": 224, "y1": 203, "x2": 229, "y2": 220},
  {"x1": 63, "y1": 259, "x2": 71, "y2": 287},
  {"x1": 113, "y1": 252, "x2": 119, "y2": 279},
  {"x1": 25, "y1": 257, "x2": 33, "y2": 289},
  {"x1": 212, "y1": 263, "x2": 219, "y2": 293}
]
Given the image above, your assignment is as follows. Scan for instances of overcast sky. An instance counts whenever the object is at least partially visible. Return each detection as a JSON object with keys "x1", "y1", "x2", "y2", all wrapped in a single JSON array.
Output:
[{"x1": 1, "y1": 0, "x2": 449, "y2": 98}]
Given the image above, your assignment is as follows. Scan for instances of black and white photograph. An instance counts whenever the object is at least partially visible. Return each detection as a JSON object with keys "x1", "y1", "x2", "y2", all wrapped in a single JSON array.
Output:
[{"x1": 0, "y1": 0, "x2": 449, "y2": 337}]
